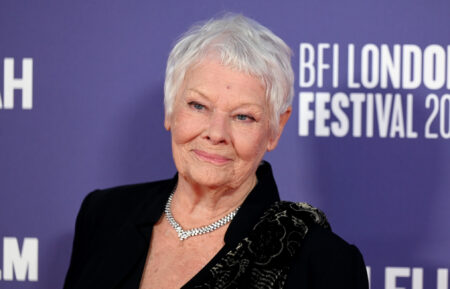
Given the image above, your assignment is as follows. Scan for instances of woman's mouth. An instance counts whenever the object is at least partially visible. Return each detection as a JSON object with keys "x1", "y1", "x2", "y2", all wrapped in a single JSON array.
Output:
[{"x1": 193, "y1": 150, "x2": 232, "y2": 165}]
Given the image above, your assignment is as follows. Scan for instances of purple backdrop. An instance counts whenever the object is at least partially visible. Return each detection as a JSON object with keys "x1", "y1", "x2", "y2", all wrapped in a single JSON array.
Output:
[{"x1": 1, "y1": 0, "x2": 449, "y2": 288}]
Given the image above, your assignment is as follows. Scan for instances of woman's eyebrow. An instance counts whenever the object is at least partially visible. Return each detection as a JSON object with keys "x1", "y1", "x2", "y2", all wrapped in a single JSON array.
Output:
[
  {"x1": 187, "y1": 88, "x2": 265, "y2": 111},
  {"x1": 231, "y1": 103, "x2": 265, "y2": 111},
  {"x1": 186, "y1": 88, "x2": 209, "y2": 99}
]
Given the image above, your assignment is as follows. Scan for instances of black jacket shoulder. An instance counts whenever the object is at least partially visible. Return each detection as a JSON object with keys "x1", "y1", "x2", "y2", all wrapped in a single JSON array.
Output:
[
  {"x1": 64, "y1": 179, "x2": 174, "y2": 289},
  {"x1": 81, "y1": 179, "x2": 174, "y2": 227},
  {"x1": 285, "y1": 224, "x2": 368, "y2": 289}
]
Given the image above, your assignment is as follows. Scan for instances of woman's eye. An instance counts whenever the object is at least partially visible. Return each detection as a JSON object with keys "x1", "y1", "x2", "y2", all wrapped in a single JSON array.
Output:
[
  {"x1": 236, "y1": 114, "x2": 255, "y2": 122},
  {"x1": 189, "y1": 101, "x2": 205, "y2": 111}
]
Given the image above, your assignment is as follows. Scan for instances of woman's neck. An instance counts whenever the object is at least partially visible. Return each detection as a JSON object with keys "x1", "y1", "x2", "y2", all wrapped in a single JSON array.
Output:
[{"x1": 169, "y1": 174, "x2": 257, "y2": 227}]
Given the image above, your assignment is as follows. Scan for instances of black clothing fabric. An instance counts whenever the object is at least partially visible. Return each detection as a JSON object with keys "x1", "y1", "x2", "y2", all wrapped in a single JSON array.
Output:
[
  {"x1": 194, "y1": 201, "x2": 332, "y2": 288},
  {"x1": 64, "y1": 162, "x2": 369, "y2": 289}
]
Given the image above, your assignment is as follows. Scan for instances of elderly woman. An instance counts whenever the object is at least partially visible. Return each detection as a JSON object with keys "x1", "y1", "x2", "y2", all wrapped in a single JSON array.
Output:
[{"x1": 64, "y1": 14, "x2": 368, "y2": 289}]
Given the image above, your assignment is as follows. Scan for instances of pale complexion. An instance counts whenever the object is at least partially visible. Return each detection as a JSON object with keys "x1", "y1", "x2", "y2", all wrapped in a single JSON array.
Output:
[{"x1": 139, "y1": 58, "x2": 291, "y2": 289}]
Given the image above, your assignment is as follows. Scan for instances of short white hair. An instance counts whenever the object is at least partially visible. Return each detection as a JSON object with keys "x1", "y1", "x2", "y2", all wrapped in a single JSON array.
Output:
[{"x1": 164, "y1": 13, "x2": 294, "y2": 133}]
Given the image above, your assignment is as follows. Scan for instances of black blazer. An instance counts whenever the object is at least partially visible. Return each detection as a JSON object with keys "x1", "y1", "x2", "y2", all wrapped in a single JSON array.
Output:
[{"x1": 64, "y1": 162, "x2": 369, "y2": 289}]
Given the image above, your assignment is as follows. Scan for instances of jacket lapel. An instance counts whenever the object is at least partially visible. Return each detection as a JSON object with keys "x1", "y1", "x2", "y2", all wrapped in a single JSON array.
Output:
[
  {"x1": 80, "y1": 221, "x2": 148, "y2": 289},
  {"x1": 80, "y1": 180, "x2": 175, "y2": 289}
]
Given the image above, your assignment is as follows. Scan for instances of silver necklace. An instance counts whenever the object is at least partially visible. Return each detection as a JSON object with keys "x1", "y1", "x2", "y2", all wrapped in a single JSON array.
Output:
[{"x1": 164, "y1": 191, "x2": 240, "y2": 241}]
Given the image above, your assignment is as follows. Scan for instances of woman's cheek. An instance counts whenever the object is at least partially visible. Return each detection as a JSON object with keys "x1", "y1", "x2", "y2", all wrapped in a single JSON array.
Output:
[
  {"x1": 234, "y1": 128, "x2": 268, "y2": 160},
  {"x1": 173, "y1": 113, "x2": 206, "y2": 143}
]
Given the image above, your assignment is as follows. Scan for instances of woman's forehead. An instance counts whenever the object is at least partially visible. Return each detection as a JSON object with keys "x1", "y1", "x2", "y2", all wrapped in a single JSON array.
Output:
[
  {"x1": 182, "y1": 59, "x2": 266, "y2": 100},
  {"x1": 188, "y1": 55, "x2": 265, "y2": 86}
]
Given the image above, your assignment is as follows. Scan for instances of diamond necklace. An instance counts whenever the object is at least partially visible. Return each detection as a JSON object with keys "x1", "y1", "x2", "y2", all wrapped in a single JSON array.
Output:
[{"x1": 164, "y1": 191, "x2": 240, "y2": 241}]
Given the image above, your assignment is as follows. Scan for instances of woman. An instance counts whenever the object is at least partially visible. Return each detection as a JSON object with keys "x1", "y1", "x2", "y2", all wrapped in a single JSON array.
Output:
[{"x1": 64, "y1": 14, "x2": 368, "y2": 289}]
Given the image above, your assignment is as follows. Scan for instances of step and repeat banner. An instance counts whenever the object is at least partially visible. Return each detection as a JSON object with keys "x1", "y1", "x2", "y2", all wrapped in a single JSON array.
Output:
[{"x1": 0, "y1": 0, "x2": 449, "y2": 288}]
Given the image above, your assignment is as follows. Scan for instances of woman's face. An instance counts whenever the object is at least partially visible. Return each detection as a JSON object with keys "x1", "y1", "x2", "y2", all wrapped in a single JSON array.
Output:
[{"x1": 165, "y1": 58, "x2": 290, "y2": 191}]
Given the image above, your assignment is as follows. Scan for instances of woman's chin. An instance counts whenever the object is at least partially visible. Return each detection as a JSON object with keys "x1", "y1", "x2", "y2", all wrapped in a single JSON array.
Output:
[{"x1": 182, "y1": 166, "x2": 236, "y2": 189}]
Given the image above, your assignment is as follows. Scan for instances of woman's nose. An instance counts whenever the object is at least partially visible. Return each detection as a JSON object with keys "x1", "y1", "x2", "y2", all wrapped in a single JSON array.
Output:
[{"x1": 205, "y1": 112, "x2": 230, "y2": 145}]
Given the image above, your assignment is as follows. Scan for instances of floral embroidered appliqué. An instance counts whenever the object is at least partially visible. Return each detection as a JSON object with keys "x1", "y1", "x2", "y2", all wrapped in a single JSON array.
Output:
[{"x1": 194, "y1": 201, "x2": 331, "y2": 289}]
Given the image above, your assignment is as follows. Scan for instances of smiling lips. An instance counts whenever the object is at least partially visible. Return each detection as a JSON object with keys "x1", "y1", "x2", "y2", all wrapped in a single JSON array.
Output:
[{"x1": 193, "y1": 149, "x2": 232, "y2": 165}]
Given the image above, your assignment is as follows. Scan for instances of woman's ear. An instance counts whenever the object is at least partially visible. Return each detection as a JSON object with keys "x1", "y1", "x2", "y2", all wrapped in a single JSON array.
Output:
[
  {"x1": 267, "y1": 106, "x2": 292, "y2": 151},
  {"x1": 164, "y1": 114, "x2": 171, "y2": 131}
]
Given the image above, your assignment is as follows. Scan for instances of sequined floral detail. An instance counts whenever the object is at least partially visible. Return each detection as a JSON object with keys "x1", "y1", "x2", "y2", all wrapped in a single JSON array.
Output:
[{"x1": 194, "y1": 201, "x2": 331, "y2": 289}]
